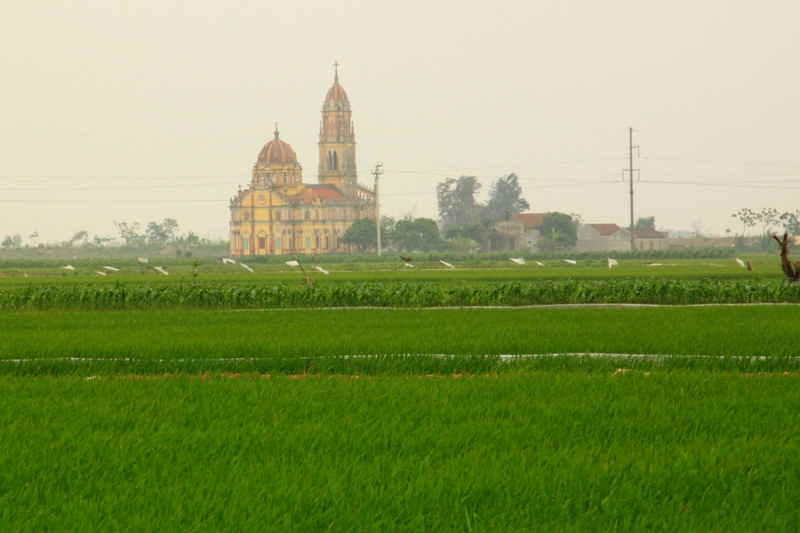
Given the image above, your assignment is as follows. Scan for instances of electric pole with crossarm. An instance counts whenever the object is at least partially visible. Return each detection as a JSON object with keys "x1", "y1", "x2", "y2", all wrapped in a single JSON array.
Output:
[{"x1": 372, "y1": 163, "x2": 383, "y2": 256}]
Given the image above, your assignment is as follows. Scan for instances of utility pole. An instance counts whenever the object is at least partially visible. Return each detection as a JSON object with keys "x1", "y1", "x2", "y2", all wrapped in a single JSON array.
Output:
[
  {"x1": 372, "y1": 163, "x2": 383, "y2": 256},
  {"x1": 627, "y1": 128, "x2": 638, "y2": 252}
]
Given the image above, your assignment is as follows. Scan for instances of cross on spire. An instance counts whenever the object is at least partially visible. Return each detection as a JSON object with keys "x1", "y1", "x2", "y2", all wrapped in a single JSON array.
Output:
[
  {"x1": 333, "y1": 61, "x2": 339, "y2": 82},
  {"x1": 274, "y1": 122, "x2": 279, "y2": 139}
]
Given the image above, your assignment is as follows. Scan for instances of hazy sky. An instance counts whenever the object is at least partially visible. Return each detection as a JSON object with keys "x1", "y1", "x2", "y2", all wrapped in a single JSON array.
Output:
[{"x1": 1, "y1": 1, "x2": 798, "y2": 244}]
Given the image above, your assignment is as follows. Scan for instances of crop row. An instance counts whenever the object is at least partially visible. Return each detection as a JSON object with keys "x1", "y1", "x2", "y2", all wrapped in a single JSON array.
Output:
[{"x1": 2, "y1": 279, "x2": 800, "y2": 310}]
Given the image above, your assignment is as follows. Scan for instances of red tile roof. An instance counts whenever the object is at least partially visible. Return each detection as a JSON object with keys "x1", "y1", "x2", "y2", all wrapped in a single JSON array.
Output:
[
  {"x1": 512, "y1": 213, "x2": 547, "y2": 229},
  {"x1": 589, "y1": 223, "x2": 621, "y2": 236},
  {"x1": 289, "y1": 185, "x2": 345, "y2": 204},
  {"x1": 634, "y1": 228, "x2": 667, "y2": 238},
  {"x1": 307, "y1": 185, "x2": 345, "y2": 201}
]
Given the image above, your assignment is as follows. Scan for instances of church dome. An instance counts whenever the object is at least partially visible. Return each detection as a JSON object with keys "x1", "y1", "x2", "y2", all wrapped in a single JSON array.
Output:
[
  {"x1": 325, "y1": 64, "x2": 349, "y2": 103},
  {"x1": 257, "y1": 128, "x2": 297, "y2": 164},
  {"x1": 325, "y1": 81, "x2": 348, "y2": 103}
]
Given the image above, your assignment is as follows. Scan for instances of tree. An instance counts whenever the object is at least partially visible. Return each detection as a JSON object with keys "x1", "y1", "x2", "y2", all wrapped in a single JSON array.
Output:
[
  {"x1": 66, "y1": 230, "x2": 88, "y2": 247},
  {"x1": 635, "y1": 217, "x2": 656, "y2": 230},
  {"x1": 436, "y1": 176, "x2": 482, "y2": 230},
  {"x1": 779, "y1": 210, "x2": 800, "y2": 235},
  {"x1": 754, "y1": 207, "x2": 780, "y2": 235},
  {"x1": 341, "y1": 218, "x2": 377, "y2": 252},
  {"x1": 184, "y1": 231, "x2": 201, "y2": 246},
  {"x1": 537, "y1": 212, "x2": 577, "y2": 252},
  {"x1": 732, "y1": 208, "x2": 756, "y2": 236},
  {"x1": 1, "y1": 236, "x2": 14, "y2": 248},
  {"x1": 393, "y1": 218, "x2": 440, "y2": 252},
  {"x1": 444, "y1": 223, "x2": 483, "y2": 242},
  {"x1": 690, "y1": 217, "x2": 704, "y2": 238},
  {"x1": 483, "y1": 174, "x2": 529, "y2": 223},
  {"x1": 380, "y1": 216, "x2": 396, "y2": 250},
  {"x1": 11, "y1": 234, "x2": 22, "y2": 247},
  {"x1": 92, "y1": 234, "x2": 114, "y2": 246},
  {"x1": 146, "y1": 218, "x2": 179, "y2": 243},
  {"x1": 115, "y1": 221, "x2": 145, "y2": 245}
]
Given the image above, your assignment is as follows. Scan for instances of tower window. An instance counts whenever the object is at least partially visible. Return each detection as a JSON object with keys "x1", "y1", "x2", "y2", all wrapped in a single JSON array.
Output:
[
  {"x1": 333, "y1": 151, "x2": 338, "y2": 170},
  {"x1": 304, "y1": 210, "x2": 310, "y2": 220},
  {"x1": 275, "y1": 210, "x2": 281, "y2": 221}
]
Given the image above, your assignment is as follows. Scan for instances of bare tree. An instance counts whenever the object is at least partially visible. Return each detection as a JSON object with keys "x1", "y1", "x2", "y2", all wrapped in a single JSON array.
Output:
[
  {"x1": 773, "y1": 232, "x2": 799, "y2": 282},
  {"x1": 690, "y1": 218, "x2": 704, "y2": 237}
]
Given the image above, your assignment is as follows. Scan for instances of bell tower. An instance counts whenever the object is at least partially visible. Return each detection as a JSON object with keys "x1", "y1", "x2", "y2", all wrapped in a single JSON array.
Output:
[{"x1": 318, "y1": 62, "x2": 357, "y2": 199}]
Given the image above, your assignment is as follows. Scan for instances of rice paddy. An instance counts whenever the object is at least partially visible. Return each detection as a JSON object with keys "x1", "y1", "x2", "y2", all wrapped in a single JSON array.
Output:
[{"x1": 1, "y1": 257, "x2": 797, "y2": 531}]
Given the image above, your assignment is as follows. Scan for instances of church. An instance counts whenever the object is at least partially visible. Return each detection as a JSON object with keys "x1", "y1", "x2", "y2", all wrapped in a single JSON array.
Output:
[{"x1": 229, "y1": 66, "x2": 376, "y2": 256}]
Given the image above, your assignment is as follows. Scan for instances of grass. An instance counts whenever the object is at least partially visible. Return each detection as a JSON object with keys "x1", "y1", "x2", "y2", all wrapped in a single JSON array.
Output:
[
  {"x1": 1, "y1": 371, "x2": 799, "y2": 531},
  {"x1": 2, "y1": 307, "x2": 799, "y2": 375}
]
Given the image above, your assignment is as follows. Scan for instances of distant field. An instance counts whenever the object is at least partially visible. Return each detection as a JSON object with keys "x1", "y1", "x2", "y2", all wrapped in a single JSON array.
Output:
[{"x1": 0, "y1": 256, "x2": 786, "y2": 286}]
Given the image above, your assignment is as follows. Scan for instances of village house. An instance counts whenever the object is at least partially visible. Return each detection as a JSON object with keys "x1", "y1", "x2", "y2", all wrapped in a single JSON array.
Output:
[
  {"x1": 633, "y1": 228, "x2": 669, "y2": 251},
  {"x1": 486, "y1": 213, "x2": 547, "y2": 252},
  {"x1": 575, "y1": 224, "x2": 631, "y2": 252}
]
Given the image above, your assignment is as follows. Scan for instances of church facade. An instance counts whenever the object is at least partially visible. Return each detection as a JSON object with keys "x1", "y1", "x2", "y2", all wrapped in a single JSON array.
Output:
[{"x1": 229, "y1": 67, "x2": 376, "y2": 256}]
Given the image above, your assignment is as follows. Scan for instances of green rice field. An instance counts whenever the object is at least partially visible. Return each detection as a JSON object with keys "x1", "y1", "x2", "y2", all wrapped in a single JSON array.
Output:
[
  {"x1": 2, "y1": 370, "x2": 799, "y2": 531},
  {"x1": 1, "y1": 307, "x2": 799, "y2": 374},
  {"x1": 2, "y1": 256, "x2": 799, "y2": 531},
  {"x1": 0, "y1": 255, "x2": 785, "y2": 287}
]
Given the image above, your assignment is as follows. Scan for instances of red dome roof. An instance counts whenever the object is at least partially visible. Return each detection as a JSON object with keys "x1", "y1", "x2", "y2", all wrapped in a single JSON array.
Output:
[
  {"x1": 257, "y1": 129, "x2": 297, "y2": 164},
  {"x1": 325, "y1": 81, "x2": 348, "y2": 103}
]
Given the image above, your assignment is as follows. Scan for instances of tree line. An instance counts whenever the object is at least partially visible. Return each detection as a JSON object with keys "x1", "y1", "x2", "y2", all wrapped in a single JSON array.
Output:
[
  {"x1": 2, "y1": 219, "x2": 214, "y2": 249},
  {"x1": 342, "y1": 173, "x2": 582, "y2": 253}
]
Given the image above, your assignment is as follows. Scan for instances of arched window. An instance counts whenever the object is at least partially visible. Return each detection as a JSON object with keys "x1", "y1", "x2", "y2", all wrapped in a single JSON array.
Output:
[
  {"x1": 304, "y1": 210, "x2": 310, "y2": 220},
  {"x1": 244, "y1": 211, "x2": 250, "y2": 222},
  {"x1": 327, "y1": 151, "x2": 332, "y2": 170},
  {"x1": 275, "y1": 210, "x2": 281, "y2": 221},
  {"x1": 333, "y1": 151, "x2": 338, "y2": 170}
]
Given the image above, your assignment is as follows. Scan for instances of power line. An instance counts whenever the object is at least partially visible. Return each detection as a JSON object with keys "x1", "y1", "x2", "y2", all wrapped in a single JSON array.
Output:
[
  {"x1": 0, "y1": 182, "x2": 240, "y2": 191},
  {"x1": 384, "y1": 157, "x2": 627, "y2": 170},
  {"x1": 0, "y1": 175, "x2": 243, "y2": 181},
  {"x1": 0, "y1": 199, "x2": 227, "y2": 204},
  {"x1": 644, "y1": 156, "x2": 800, "y2": 167}
]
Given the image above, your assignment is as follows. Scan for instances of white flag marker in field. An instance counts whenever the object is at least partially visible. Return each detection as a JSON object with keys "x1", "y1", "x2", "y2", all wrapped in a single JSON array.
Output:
[
  {"x1": 103, "y1": 266, "x2": 119, "y2": 271},
  {"x1": 509, "y1": 258, "x2": 525, "y2": 265},
  {"x1": 285, "y1": 260, "x2": 300, "y2": 267},
  {"x1": 535, "y1": 261, "x2": 544, "y2": 267},
  {"x1": 608, "y1": 258, "x2": 619, "y2": 268},
  {"x1": 222, "y1": 257, "x2": 237, "y2": 265},
  {"x1": 735, "y1": 258, "x2": 746, "y2": 268},
  {"x1": 315, "y1": 266, "x2": 330, "y2": 275},
  {"x1": 138, "y1": 257, "x2": 149, "y2": 263},
  {"x1": 404, "y1": 263, "x2": 415, "y2": 268},
  {"x1": 440, "y1": 260, "x2": 455, "y2": 269},
  {"x1": 240, "y1": 263, "x2": 254, "y2": 273},
  {"x1": 154, "y1": 266, "x2": 169, "y2": 275},
  {"x1": 564, "y1": 259, "x2": 577, "y2": 265},
  {"x1": 95, "y1": 271, "x2": 107, "y2": 276},
  {"x1": 61, "y1": 265, "x2": 75, "y2": 270}
]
